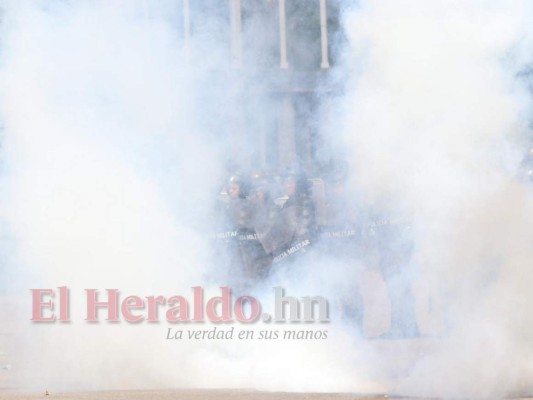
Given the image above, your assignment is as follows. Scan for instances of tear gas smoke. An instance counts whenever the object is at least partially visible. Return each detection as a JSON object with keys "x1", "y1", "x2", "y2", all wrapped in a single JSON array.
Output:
[
  {"x1": 0, "y1": 0, "x2": 377, "y2": 394},
  {"x1": 0, "y1": 1, "x2": 532, "y2": 398},
  {"x1": 335, "y1": 1, "x2": 533, "y2": 398}
]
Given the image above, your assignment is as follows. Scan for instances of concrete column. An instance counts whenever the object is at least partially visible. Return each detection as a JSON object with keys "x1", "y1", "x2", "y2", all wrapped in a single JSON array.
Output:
[
  {"x1": 318, "y1": 97, "x2": 333, "y2": 157},
  {"x1": 257, "y1": 101, "x2": 268, "y2": 168},
  {"x1": 229, "y1": 0, "x2": 242, "y2": 68},
  {"x1": 319, "y1": 0, "x2": 330, "y2": 69},
  {"x1": 229, "y1": 99, "x2": 248, "y2": 168},
  {"x1": 278, "y1": 0, "x2": 289, "y2": 69},
  {"x1": 278, "y1": 95, "x2": 296, "y2": 169}
]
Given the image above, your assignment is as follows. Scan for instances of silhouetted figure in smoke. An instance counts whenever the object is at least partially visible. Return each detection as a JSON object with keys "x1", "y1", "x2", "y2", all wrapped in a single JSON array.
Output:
[
  {"x1": 364, "y1": 210, "x2": 420, "y2": 338},
  {"x1": 244, "y1": 176, "x2": 280, "y2": 278},
  {"x1": 318, "y1": 173, "x2": 364, "y2": 332},
  {"x1": 214, "y1": 174, "x2": 252, "y2": 287},
  {"x1": 271, "y1": 172, "x2": 316, "y2": 266}
]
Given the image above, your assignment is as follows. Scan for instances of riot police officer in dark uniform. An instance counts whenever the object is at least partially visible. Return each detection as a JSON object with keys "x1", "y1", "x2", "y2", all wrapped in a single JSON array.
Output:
[
  {"x1": 243, "y1": 177, "x2": 280, "y2": 278},
  {"x1": 214, "y1": 174, "x2": 252, "y2": 287},
  {"x1": 271, "y1": 172, "x2": 316, "y2": 265}
]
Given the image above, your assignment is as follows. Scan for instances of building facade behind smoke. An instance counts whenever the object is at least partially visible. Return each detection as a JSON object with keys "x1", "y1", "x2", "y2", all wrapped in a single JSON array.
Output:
[{"x1": 173, "y1": 0, "x2": 346, "y2": 175}]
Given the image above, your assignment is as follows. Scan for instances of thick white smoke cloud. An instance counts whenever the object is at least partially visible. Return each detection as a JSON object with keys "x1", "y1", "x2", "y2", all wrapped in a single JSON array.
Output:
[
  {"x1": 1, "y1": 0, "x2": 533, "y2": 398},
  {"x1": 338, "y1": 0, "x2": 533, "y2": 397},
  {"x1": 0, "y1": 0, "x2": 221, "y2": 290},
  {"x1": 0, "y1": 0, "x2": 228, "y2": 391},
  {"x1": 0, "y1": 0, "x2": 378, "y2": 394}
]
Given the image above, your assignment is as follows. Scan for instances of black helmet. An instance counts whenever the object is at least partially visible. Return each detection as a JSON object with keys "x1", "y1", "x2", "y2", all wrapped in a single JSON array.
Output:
[
  {"x1": 283, "y1": 171, "x2": 311, "y2": 197},
  {"x1": 227, "y1": 174, "x2": 248, "y2": 199}
]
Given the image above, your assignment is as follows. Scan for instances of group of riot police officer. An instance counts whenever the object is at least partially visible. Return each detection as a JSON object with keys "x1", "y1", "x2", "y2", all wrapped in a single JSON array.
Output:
[
  {"x1": 215, "y1": 171, "x2": 315, "y2": 279},
  {"x1": 213, "y1": 168, "x2": 420, "y2": 338},
  {"x1": 210, "y1": 141, "x2": 533, "y2": 338}
]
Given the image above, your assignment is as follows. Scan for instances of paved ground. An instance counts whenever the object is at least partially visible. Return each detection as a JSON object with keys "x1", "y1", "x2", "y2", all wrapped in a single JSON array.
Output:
[
  {"x1": 0, "y1": 390, "x2": 398, "y2": 400},
  {"x1": 2, "y1": 389, "x2": 533, "y2": 400}
]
